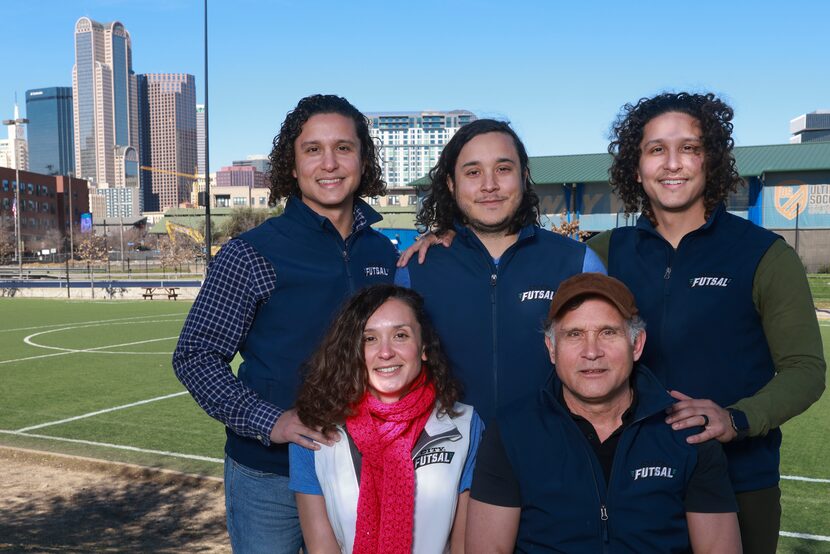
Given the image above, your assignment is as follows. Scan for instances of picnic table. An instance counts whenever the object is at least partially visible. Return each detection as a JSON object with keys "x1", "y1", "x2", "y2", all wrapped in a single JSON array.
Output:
[{"x1": 142, "y1": 287, "x2": 179, "y2": 300}]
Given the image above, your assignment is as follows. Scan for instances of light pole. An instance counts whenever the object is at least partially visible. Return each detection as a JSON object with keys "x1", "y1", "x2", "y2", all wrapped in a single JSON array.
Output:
[
  {"x1": 2, "y1": 116, "x2": 29, "y2": 278},
  {"x1": 68, "y1": 173, "x2": 75, "y2": 262},
  {"x1": 203, "y1": 0, "x2": 212, "y2": 265}
]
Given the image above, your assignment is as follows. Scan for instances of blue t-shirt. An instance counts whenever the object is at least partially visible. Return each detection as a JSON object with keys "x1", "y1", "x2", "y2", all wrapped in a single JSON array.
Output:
[{"x1": 289, "y1": 410, "x2": 484, "y2": 495}]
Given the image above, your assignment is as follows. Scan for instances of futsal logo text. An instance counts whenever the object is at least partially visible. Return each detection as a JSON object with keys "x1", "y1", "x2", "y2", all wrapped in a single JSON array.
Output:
[
  {"x1": 689, "y1": 276, "x2": 732, "y2": 288},
  {"x1": 632, "y1": 466, "x2": 677, "y2": 480}
]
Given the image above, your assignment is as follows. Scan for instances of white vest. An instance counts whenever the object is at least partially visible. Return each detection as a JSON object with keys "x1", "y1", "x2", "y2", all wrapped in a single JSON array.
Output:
[{"x1": 313, "y1": 402, "x2": 474, "y2": 554}]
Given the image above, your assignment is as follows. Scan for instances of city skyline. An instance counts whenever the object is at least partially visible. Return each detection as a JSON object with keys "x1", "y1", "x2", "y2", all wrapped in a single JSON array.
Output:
[{"x1": 3, "y1": 0, "x2": 830, "y2": 176}]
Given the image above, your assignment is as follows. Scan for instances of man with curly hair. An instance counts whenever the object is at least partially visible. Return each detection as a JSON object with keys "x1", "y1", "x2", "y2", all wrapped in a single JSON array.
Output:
[
  {"x1": 173, "y1": 94, "x2": 398, "y2": 552},
  {"x1": 396, "y1": 119, "x2": 605, "y2": 424},
  {"x1": 589, "y1": 91, "x2": 826, "y2": 553}
]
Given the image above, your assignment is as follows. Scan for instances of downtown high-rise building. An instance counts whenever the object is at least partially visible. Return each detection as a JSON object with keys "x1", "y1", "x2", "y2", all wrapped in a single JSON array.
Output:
[
  {"x1": 366, "y1": 110, "x2": 476, "y2": 188},
  {"x1": 0, "y1": 102, "x2": 29, "y2": 171},
  {"x1": 137, "y1": 73, "x2": 197, "y2": 212},
  {"x1": 25, "y1": 87, "x2": 75, "y2": 176},
  {"x1": 196, "y1": 104, "x2": 205, "y2": 175},
  {"x1": 72, "y1": 17, "x2": 140, "y2": 217}
]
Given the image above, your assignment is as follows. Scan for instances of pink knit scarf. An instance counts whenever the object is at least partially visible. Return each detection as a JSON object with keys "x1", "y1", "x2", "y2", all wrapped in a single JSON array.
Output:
[{"x1": 346, "y1": 371, "x2": 436, "y2": 554}]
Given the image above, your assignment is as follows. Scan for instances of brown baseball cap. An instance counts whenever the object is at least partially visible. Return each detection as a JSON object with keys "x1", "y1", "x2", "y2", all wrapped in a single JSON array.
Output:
[{"x1": 546, "y1": 272, "x2": 639, "y2": 327}]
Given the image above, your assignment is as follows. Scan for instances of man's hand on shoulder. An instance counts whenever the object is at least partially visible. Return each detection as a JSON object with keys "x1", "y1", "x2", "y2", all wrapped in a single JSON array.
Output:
[
  {"x1": 665, "y1": 390, "x2": 737, "y2": 444},
  {"x1": 270, "y1": 408, "x2": 339, "y2": 450},
  {"x1": 396, "y1": 230, "x2": 456, "y2": 267}
]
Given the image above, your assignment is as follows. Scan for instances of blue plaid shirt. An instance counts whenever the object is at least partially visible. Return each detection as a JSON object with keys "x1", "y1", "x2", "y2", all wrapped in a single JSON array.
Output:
[
  {"x1": 173, "y1": 205, "x2": 373, "y2": 447},
  {"x1": 173, "y1": 238, "x2": 281, "y2": 445}
]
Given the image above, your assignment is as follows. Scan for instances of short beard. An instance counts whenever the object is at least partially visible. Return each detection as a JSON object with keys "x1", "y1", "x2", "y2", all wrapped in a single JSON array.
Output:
[{"x1": 464, "y1": 215, "x2": 514, "y2": 236}]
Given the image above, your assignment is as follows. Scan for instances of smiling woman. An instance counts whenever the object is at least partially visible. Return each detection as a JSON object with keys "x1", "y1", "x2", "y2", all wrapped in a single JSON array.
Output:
[{"x1": 290, "y1": 284, "x2": 482, "y2": 554}]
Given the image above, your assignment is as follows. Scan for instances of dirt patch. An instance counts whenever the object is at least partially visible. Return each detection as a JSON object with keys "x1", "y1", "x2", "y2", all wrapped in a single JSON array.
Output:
[{"x1": 0, "y1": 446, "x2": 229, "y2": 553}]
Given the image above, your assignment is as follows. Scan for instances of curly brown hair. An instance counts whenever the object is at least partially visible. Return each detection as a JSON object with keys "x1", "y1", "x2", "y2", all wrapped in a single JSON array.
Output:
[
  {"x1": 295, "y1": 285, "x2": 460, "y2": 432},
  {"x1": 608, "y1": 92, "x2": 742, "y2": 222},
  {"x1": 416, "y1": 119, "x2": 540, "y2": 236},
  {"x1": 267, "y1": 94, "x2": 386, "y2": 207}
]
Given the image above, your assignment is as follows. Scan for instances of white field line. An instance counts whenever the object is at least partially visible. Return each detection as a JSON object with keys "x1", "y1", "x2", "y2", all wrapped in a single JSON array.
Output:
[
  {"x1": 0, "y1": 429, "x2": 222, "y2": 464},
  {"x1": 23, "y1": 321, "x2": 178, "y2": 352},
  {"x1": 780, "y1": 531, "x2": 830, "y2": 542},
  {"x1": 0, "y1": 336, "x2": 178, "y2": 364},
  {"x1": 15, "y1": 391, "x2": 189, "y2": 433},
  {"x1": 0, "y1": 313, "x2": 184, "y2": 334},
  {"x1": 781, "y1": 474, "x2": 830, "y2": 484}
]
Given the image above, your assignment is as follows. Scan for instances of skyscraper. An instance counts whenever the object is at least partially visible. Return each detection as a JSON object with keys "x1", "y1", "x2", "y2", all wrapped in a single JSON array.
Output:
[
  {"x1": 366, "y1": 110, "x2": 477, "y2": 188},
  {"x1": 137, "y1": 73, "x2": 197, "y2": 212},
  {"x1": 196, "y1": 104, "x2": 205, "y2": 175},
  {"x1": 25, "y1": 87, "x2": 75, "y2": 176},
  {"x1": 72, "y1": 17, "x2": 139, "y2": 190}
]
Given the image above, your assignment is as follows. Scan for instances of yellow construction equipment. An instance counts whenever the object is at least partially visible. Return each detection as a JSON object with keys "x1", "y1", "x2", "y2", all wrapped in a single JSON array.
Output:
[{"x1": 165, "y1": 220, "x2": 220, "y2": 256}]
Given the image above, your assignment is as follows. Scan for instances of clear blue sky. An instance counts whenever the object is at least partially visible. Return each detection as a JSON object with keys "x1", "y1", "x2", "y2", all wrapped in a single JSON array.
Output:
[{"x1": 5, "y1": 0, "x2": 829, "y2": 171}]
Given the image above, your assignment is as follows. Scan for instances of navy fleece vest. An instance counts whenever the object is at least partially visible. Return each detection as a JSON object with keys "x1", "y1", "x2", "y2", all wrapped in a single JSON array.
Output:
[
  {"x1": 406, "y1": 224, "x2": 586, "y2": 424},
  {"x1": 608, "y1": 205, "x2": 779, "y2": 492},
  {"x1": 500, "y1": 367, "x2": 699, "y2": 553},
  {"x1": 228, "y1": 198, "x2": 397, "y2": 474}
]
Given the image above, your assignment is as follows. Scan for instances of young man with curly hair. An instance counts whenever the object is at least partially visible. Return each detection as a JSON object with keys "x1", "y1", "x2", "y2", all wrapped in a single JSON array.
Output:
[
  {"x1": 173, "y1": 94, "x2": 397, "y2": 553},
  {"x1": 588, "y1": 92, "x2": 826, "y2": 553},
  {"x1": 396, "y1": 119, "x2": 605, "y2": 424}
]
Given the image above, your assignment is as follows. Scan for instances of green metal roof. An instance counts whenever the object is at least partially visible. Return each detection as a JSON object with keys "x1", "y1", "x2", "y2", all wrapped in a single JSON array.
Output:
[
  {"x1": 148, "y1": 207, "x2": 235, "y2": 235},
  {"x1": 529, "y1": 153, "x2": 613, "y2": 184},
  {"x1": 406, "y1": 142, "x2": 830, "y2": 187},
  {"x1": 732, "y1": 142, "x2": 830, "y2": 176}
]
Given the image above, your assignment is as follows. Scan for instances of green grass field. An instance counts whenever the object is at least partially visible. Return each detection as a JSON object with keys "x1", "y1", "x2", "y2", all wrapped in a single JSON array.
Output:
[
  {"x1": 0, "y1": 298, "x2": 828, "y2": 552},
  {"x1": 809, "y1": 274, "x2": 830, "y2": 309}
]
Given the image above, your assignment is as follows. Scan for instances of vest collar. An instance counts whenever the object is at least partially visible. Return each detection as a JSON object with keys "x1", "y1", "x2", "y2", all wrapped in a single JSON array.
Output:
[
  {"x1": 412, "y1": 406, "x2": 462, "y2": 456},
  {"x1": 453, "y1": 221, "x2": 538, "y2": 252},
  {"x1": 282, "y1": 196, "x2": 383, "y2": 234},
  {"x1": 635, "y1": 203, "x2": 726, "y2": 242},
  {"x1": 541, "y1": 363, "x2": 673, "y2": 423}
]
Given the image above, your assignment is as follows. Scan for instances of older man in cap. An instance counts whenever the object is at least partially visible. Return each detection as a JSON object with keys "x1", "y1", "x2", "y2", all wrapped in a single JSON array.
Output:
[{"x1": 466, "y1": 273, "x2": 741, "y2": 553}]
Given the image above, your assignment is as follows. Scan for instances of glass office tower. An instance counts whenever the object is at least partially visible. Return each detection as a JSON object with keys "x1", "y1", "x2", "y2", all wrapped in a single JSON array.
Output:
[
  {"x1": 26, "y1": 87, "x2": 75, "y2": 176},
  {"x1": 72, "y1": 17, "x2": 138, "y2": 188}
]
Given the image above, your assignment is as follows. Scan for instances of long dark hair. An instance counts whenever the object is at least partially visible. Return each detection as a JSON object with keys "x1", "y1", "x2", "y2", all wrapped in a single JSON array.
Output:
[
  {"x1": 417, "y1": 119, "x2": 540, "y2": 235},
  {"x1": 296, "y1": 285, "x2": 460, "y2": 432},
  {"x1": 608, "y1": 92, "x2": 742, "y2": 222},
  {"x1": 267, "y1": 94, "x2": 386, "y2": 207}
]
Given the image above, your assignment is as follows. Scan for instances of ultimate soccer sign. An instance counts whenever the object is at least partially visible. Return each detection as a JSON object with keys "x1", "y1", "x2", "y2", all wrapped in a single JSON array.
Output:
[{"x1": 764, "y1": 180, "x2": 830, "y2": 228}]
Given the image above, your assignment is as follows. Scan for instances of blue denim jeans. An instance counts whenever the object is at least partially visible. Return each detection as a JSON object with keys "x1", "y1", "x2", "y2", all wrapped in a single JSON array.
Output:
[{"x1": 224, "y1": 456, "x2": 303, "y2": 554}]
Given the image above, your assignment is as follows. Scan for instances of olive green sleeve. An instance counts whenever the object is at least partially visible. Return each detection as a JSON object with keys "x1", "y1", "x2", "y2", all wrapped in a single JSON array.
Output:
[
  {"x1": 730, "y1": 239, "x2": 827, "y2": 436},
  {"x1": 587, "y1": 230, "x2": 612, "y2": 267}
]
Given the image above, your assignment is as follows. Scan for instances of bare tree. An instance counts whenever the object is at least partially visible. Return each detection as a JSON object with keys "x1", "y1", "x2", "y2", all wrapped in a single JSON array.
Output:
[
  {"x1": 549, "y1": 217, "x2": 591, "y2": 242},
  {"x1": 44, "y1": 228, "x2": 64, "y2": 255},
  {"x1": 0, "y1": 215, "x2": 14, "y2": 264},
  {"x1": 219, "y1": 206, "x2": 282, "y2": 241},
  {"x1": 124, "y1": 227, "x2": 146, "y2": 250},
  {"x1": 76, "y1": 234, "x2": 108, "y2": 264},
  {"x1": 143, "y1": 232, "x2": 159, "y2": 252},
  {"x1": 159, "y1": 235, "x2": 201, "y2": 273}
]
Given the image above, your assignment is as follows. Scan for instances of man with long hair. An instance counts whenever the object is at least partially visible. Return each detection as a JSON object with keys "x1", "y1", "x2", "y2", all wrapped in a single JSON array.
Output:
[
  {"x1": 173, "y1": 94, "x2": 397, "y2": 552},
  {"x1": 589, "y1": 92, "x2": 825, "y2": 553},
  {"x1": 396, "y1": 119, "x2": 604, "y2": 423}
]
